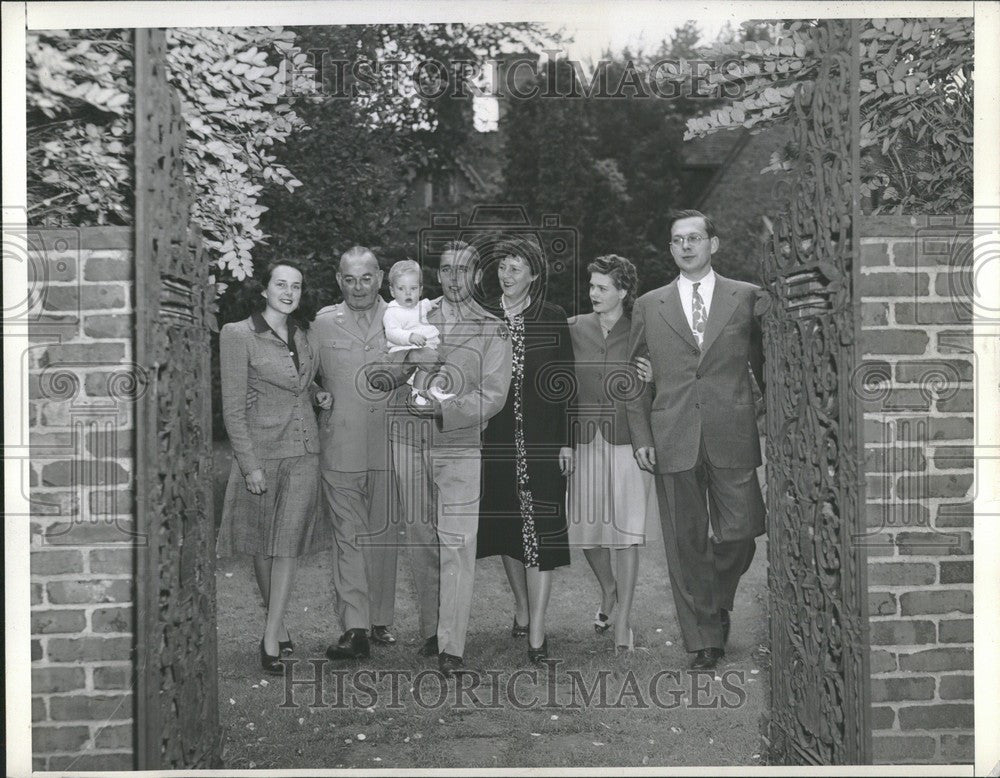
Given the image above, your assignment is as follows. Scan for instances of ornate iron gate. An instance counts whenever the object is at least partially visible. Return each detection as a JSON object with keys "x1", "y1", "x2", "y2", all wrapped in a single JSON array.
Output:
[
  {"x1": 134, "y1": 28, "x2": 220, "y2": 769},
  {"x1": 760, "y1": 20, "x2": 872, "y2": 764}
]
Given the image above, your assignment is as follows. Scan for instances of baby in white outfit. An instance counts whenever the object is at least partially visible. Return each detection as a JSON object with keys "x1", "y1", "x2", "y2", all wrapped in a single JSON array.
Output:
[{"x1": 382, "y1": 260, "x2": 452, "y2": 405}]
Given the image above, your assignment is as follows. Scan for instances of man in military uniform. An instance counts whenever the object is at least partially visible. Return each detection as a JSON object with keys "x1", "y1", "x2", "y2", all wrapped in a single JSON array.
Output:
[
  {"x1": 373, "y1": 240, "x2": 512, "y2": 677},
  {"x1": 310, "y1": 246, "x2": 400, "y2": 660}
]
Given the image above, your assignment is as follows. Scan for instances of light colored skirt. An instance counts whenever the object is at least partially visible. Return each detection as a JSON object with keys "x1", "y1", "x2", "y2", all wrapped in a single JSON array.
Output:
[
  {"x1": 566, "y1": 428, "x2": 657, "y2": 549},
  {"x1": 217, "y1": 453, "x2": 327, "y2": 558}
]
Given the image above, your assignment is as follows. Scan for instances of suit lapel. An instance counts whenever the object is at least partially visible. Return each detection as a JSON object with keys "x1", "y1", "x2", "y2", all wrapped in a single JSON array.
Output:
[
  {"x1": 700, "y1": 274, "x2": 739, "y2": 357},
  {"x1": 658, "y1": 282, "x2": 700, "y2": 350}
]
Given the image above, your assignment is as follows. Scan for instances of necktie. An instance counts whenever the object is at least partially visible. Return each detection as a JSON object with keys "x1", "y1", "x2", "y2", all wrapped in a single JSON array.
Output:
[
  {"x1": 691, "y1": 282, "x2": 707, "y2": 348},
  {"x1": 357, "y1": 310, "x2": 370, "y2": 331}
]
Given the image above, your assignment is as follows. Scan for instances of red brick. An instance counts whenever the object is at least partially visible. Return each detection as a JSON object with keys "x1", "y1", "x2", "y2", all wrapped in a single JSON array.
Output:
[
  {"x1": 89, "y1": 548, "x2": 134, "y2": 574},
  {"x1": 49, "y1": 754, "x2": 134, "y2": 771},
  {"x1": 863, "y1": 302, "x2": 890, "y2": 326},
  {"x1": 30, "y1": 549, "x2": 84, "y2": 575},
  {"x1": 936, "y1": 503, "x2": 973, "y2": 528},
  {"x1": 28, "y1": 430, "x2": 75, "y2": 451},
  {"x1": 49, "y1": 692, "x2": 133, "y2": 722},
  {"x1": 865, "y1": 418, "x2": 894, "y2": 443},
  {"x1": 43, "y1": 519, "x2": 137, "y2": 546},
  {"x1": 31, "y1": 609, "x2": 86, "y2": 635},
  {"x1": 86, "y1": 427, "x2": 133, "y2": 458},
  {"x1": 866, "y1": 503, "x2": 930, "y2": 530},
  {"x1": 32, "y1": 666, "x2": 86, "y2": 694},
  {"x1": 937, "y1": 388, "x2": 973, "y2": 413},
  {"x1": 926, "y1": 417, "x2": 974, "y2": 441},
  {"x1": 47, "y1": 636, "x2": 132, "y2": 663},
  {"x1": 872, "y1": 735, "x2": 937, "y2": 763},
  {"x1": 870, "y1": 650, "x2": 897, "y2": 673},
  {"x1": 32, "y1": 697, "x2": 46, "y2": 722},
  {"x1": 899, "y1": 590, "x2": 972, "y2": 615},
  {"x1": 939, "y1": 675, "x2": 973, "y2": 700},
  {"x1": 939, "y1": 734, "x2": 974, "y2": 762},
  {"x1": 861, "y1": 388, "x2": 931, "y2": 413},
  {"x1": 31, "y1": 583, "x2": 44, "y2": 605},
  {"x1": 32, "y1": 639, "x2": 43, "y2": 661},
  {"x1": 896, "y1": 474, "x2": 973, "y2": 501},
  {"x1": 871, "y1": 676, "x2": 935, "y2": 702},
  {"x1": 899, "y1": 647, "x2": 972, "y2": 672},
  {"x1": 42, "y1": 283, "x2": 128, "y2": 312},
  {"x1": 37, "y1": 342, "x2": 126, "y2": 368},
  {"x1": 939, "y1": 561, "x2": 973, "y2": 584},
  {"x1": 870, "y1": 619, "x2": 935, "y2": 646},
  {"x1": 93, "y1": 722, "x2": 133, "y2": 749},
  {"x1": 860, "y1": 272, "x2": 929, "y2": 298},
  {"x1": 894, "y1": 359, "x2": 973, "y2": 382},
  {"x1": 868, "y1": 562, "x2": 936, "y2": 586},
  {"x1": 868, "y1": 591, "x2": 897, "y2": 616},
  {"x1": 861, "y1": 533, "x2": 896, "y2": 557},
  {"x1": 866, "y1": 474, "x2": 892, "y2": 500},
  {"x1": 935, "y1": 270, "x2": 973, "y2": 298},
  {"x1": 871, "y1": 705, "x2": 896, "y2": 728},
  {"x1": 47, "y1": 579, "x2": 131, "y2": 605},
  {"x1": 898, "y1": 703, "x2": 972, "y2": 730},
  {"x1": 896, "y1": 530, "x2": 972, "y2": 556},
  {"x1": 864, "y1": 446, "x2": 926, "y2": 473},
  {"x1": 895, "y1": 302, "x2": 972, "y2": 325},
  {"x1": 92, "y1": 606, "x2": 132, "y2": 633},
  {"x1": 890, "y1": 241, "x2": 916, "y2": 265},
  {"x1": 93, "y1": 665, "x2": 132, "y2": 690},
  {"x1": 934, "y1": 446, "x2": 973, "y2": 469},
  {"x1": 89, "y1": 489, "x2": 132, "y2": 516},
  {"x1": 44, "y1": 257, "x2": 78, "y2": 282},
  {"x1": 40, "y1": 459, "x2": 129, "y2": 488},
  {"x1": 936, "y1": 329, "x2": 972, "y2": 354},
  {"x1": 32, "y1": 725, "x2": 90, "y2": 751},
  {"x1": 939, "y1": 619, "x2": 973, "y2": 644},
  {"x1": 861, "y1": 241, "x2": 890, "y2": 266},
  {"x1": 83, "y1": 313, "x2": 134, "y2": 338},
  {"x1": 84, "y1": 255, "x2": 133, "y2": 281},
  {"x1": 863, "y1": 327, "x2": 931, "y2": 356}
]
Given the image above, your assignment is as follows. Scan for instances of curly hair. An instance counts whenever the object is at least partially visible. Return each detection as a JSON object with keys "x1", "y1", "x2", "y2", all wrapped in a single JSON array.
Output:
[{"x1": 587, "y1": 254, "x2": 639, "y2": 314}]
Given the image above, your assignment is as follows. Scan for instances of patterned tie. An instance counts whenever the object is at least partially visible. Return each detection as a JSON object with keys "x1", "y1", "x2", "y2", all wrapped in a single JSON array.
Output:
[{"x1": 691, "y1": 282, "x2": 707, "y2": 348}]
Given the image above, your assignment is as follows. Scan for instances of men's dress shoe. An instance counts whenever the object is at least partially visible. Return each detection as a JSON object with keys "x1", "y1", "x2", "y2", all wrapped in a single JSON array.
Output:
[
  {"x1": 689, "y1": 647, "x2": 725, "y2": 671},
  {"x1": 527, "y1": 638, "x2": 549, "y2": 664},
  {"x1": 720, "y1": 609, "x2": 730, "y2": 647},
  {"x1": 511, "y1": 616, "x2": 530, "y2": 638},
  {"x1": 259, "y1": 639, "x2": 283, "y2": 675},
  {"x1": 371, "y1": 625, "x2": 397, "y2": 645},
  {"x1": 417, "y1": 636, "x2": 439, "y2": 657},
  {"x1": 438, "y1": 652, "x2": 465, "y2": 678},
  {"x1": 325, "y1": 628, "x2": 371, "y2": 660}
]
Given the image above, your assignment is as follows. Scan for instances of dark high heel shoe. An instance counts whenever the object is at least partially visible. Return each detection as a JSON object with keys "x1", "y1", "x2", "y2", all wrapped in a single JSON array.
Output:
[
  {"x1": 594, "y1": 588, "x2": 618, "y2": 634},
  {"x1": 259, "y1": 639, "x2": 283, "y2": 675},
  {"x1": 511, "y1": 615, "x2": 530, "y2": 638},
  {"x1": 527, "y1": 638, "x2": 549, "y2": 664},
  {"x1": 279, "y1": 632, "x2": 294, "y2": 656}
]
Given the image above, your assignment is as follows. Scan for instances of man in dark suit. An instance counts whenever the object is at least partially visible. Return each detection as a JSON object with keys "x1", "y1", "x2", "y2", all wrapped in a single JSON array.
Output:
[{"x1": 627, "y1": 209, "x2": 766, "y2": 671}]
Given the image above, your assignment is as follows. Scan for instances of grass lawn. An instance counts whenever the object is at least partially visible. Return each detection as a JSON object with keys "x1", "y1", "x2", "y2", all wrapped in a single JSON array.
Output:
[{"x1": 214, "y1": 442, "x2": 770, "y2": 769}]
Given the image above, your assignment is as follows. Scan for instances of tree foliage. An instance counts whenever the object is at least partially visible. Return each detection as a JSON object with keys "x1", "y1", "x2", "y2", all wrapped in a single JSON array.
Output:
[
  {"x1": 682, "y1": 18, "x2": 973, "y2": 214},
  {"x1": 26, "y1": 27, "x2": 308, "y2": 284}
]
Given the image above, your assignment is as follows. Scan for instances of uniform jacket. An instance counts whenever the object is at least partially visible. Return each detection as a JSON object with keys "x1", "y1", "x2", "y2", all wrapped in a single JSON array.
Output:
[
  {"x1": 567, "y1": 311, "x2": 636, "y2": 446},
  {"x1": 309, "y1": 299, "x2": 396, "y2": 472},
  {"x1": 220, "y1": 313, "x2": 320, "y2": 476},
  {"x1": 626, "y1": 273, "x2": 765, "y2": 473},
  {"x1": 378, "y1": 296, "x2": 512, "y2": 450}
]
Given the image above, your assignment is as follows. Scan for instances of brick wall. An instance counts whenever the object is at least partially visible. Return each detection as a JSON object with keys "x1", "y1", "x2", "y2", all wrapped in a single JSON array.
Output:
[
  {"x1": 28, "y1": 226, "x2": 137, "y2": 771},
  {"x1": 859, "y1": 215, "x2": 974, "y2": 764}
]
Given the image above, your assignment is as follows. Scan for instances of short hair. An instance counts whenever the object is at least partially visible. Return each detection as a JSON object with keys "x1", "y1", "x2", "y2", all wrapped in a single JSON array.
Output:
[
  {"x1": 440, "y1": 240, "x2": 481, "y2": 269},
  {"x1": 388, "y1": 259, "x2": 422, "y2": 286},
  {"x1": 493, "y1": 234, "x2": 545, "y2": 278},
  {"x1": 588, "y1": 254, "x2": 639, "y2": 314},
  {"x1": 668, "y1": 209, "x2": 716, "y2": 239},
  {"x1": 263, "y1": 259, "x2": 305, "y2": 285},
  {"x1": 340, "y1": 245, "x2": 379, "y2": 271}
]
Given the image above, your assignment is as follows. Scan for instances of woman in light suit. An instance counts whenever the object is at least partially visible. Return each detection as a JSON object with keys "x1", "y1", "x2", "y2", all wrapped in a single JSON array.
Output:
[
  {"x1": 217, "y1": 260, "x2": 331, "y2": 673},
  {"x1": 566, "y1": 254, "x2": 657, "y2": 653}
]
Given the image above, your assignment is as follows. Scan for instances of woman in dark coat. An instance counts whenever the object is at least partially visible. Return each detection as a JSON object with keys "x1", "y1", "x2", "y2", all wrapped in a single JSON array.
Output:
[{"x1": 477, "y1": 236, "x2": 575, "y2": 663}]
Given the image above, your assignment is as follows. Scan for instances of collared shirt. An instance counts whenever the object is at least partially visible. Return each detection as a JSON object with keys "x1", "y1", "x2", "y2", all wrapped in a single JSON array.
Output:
[
  {"x1": 251, "y1": 310, "x2": 300, "y2": 371},
  {"x1": 348, "y1": 304, "x2": 374, "y2": 332},
  {"x1": 677, "y1": 269, "x2": 716, "y2": 332}
]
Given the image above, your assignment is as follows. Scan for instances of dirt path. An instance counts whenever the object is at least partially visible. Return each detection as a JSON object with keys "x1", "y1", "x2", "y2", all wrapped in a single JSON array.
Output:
[{"x1": 213, "y1": 443, "x2": 770, "y2": 769}]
